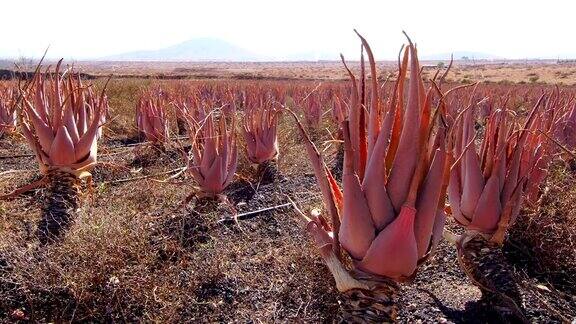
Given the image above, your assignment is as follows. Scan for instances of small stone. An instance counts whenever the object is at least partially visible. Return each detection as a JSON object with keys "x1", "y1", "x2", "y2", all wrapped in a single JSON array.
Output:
[
  {"x1": 536, "y1": 284, "x2": 551, "y2": 292},
  {"x1": 11, "y1": 309, "x2": 26, "y2": 320},
  {"x1": 108, "y1": 275, "x2": 120, "y2": 286},
  {"x1": 310, "y1": 209, "x2": 321, "y2": 217}
]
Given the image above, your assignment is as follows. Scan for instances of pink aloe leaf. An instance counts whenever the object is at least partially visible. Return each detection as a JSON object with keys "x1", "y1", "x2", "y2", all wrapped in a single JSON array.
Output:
[
  {"x1": 354, "y1": 30, "x2": 381, "y2": 157},
  {"x1": 414, "y1": 128, "x2": 447, "y2": 258},
  {"x1": 289, "y1": 108, "x2": 341, "y2": 256},
  {"x1": 339, "y1": 121, "x2": 376, "y2": 260},
  {"x1": 358, "y1": 206, "x2": 418, "y2": 279},
  {"x1": 387, "y1": 43, "x2": 422, "y2": 212},
  {"x1": 459, "y1": 108, "x2": 485, "y2": 218},
  {"x1": 49, "y1": 125, "x2": 77, "y2": 166}
]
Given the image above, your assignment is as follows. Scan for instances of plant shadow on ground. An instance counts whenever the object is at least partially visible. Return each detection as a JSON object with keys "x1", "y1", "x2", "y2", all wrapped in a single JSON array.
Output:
[
  {"x1": 103, "y1": 134, "x2": 141, "y2": 148},
  {"x1": 129, "y1": 144, "x2": 183, "y2": 169},
  {"x1": 421, "y1": 289, "x2": 511, "y2": 323}
]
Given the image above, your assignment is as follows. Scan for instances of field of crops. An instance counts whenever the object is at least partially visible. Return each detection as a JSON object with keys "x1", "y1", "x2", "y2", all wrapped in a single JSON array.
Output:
[{"x1": 1, "y1": 36, "x2": 575, "y2": 323}]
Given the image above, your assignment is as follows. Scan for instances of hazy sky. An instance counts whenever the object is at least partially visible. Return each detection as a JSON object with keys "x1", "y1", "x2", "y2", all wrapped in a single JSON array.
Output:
[{"x1": 1, "y1": 0, "x2": 574, "y2": 60}]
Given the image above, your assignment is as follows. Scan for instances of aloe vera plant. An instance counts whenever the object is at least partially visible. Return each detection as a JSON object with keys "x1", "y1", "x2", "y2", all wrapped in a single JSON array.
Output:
[
  {"x1": 444, "y1": 88, "x2": 554, "y2": 322},
  {"x1": 0, "y1": 85, "x2": 17, "y2": 137},
  {"x1": 177, "y1": 99, "x2": 237, "y2": 197},
  {"x1": 301, "y1": 90, "x2": 323, "y2": 131},
  {"x1": 291, "y1": 85, "x2": 332, "y2": 141},
  {"x1": 17, "y1": 62, "x2": 108, "y2": 242},
  {"x1": 241, "y1": 88, "x2": 281, "y2": 182},
  {"x1": 447, "y1": 93, "x2": 546, "y2": 244},
  {"x1": 136, "y1": 89, "x2": 169, "y2": 144},
  {"x1": 291, "y1": 33, "x2": 449, "y2": 322}
]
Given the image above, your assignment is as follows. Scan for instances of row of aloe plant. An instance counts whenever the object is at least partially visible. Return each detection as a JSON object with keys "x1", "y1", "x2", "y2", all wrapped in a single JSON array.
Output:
[{"x1": 136, "y1": 83, "x2": 284, "y2": 191}]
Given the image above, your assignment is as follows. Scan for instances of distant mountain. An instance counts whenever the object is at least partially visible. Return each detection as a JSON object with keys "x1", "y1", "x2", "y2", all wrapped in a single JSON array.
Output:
[
  {"x1": 102, "y1": 37, "x2": 262, "y2": 61},
  {"x1": 102, "y1": 38, "x2": 510, "y2": 62},
  {"x1": 421, "y1": 51, "x2": 505, "y2": 61}
]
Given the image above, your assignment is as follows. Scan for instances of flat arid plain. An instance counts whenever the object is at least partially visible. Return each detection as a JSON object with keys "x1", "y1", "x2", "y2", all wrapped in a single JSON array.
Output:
[
  {"x1": 59, "y1": 59, "x2": 576, "y2": 84},
  {"x1": 0, "y1": 57, "x2": 575, "y2": 323}
]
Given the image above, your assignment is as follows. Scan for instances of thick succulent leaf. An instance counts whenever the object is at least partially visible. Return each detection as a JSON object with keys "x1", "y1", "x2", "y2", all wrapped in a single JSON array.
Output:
[
  {"x1": 362, "y1": 113, "x2": 395, "y2": 229},
  {"x1": 24, "y1": 98, "x2": 54, "y2": 154},
  {"x1": 385, "y1": 47, "x2": 410, "y2": 172},
  {"x1": 75, "y1": 105, "x2": 104, "y2": 162},
  {"x1": 469, "y1": 169, "x2": 502, "y2": 233},
  {"x1": 339, "y1": 170, "x2": 375, "y2": 260},
  {"x1": 460, "y1": 110, "x2": 485, "y2": 218},
  {"x1": 414, "y1": 143, "x2": 446, "y2": 258},
  {"x1": 203, "y1": 155, "x2": 225, "y2": 194},
  {"x1": 358, "y1": 206, "x2": 418, "y2": 279},
  {"x1": 50, "y1": 125, "x2": 77, "y2": 166},
  {"x1": 428, "y1": 209, "x2": 447, "y2": 258},
  {"x1": 340, "y1": 121, "x2": 375, "y2": 259},
  {"x1": 62, "y1": 104, "x2": 80, "y2": 143},
  {"x1": 223, "y1": 140, "x2": 238, "y2": 189},
  {"x1": 291, "y1": 111, "x2": 341, "y2": 226},
  {"x1": 501, "y1": 95, "x2": 544, "y2": 204},
  {"x1": 355, "y1": 30, "x2": 381, "y2": 157},
  {"x1": 447, "y1": 167, "x2": 470, "y2": 225},
  {"x1": 387, "y1": 44, "x2": 421, "y2": 211}
]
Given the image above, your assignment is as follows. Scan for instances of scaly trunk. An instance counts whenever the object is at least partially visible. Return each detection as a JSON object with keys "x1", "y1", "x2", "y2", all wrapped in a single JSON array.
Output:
[
  {"x1": 457, "y1": 233, "x2": 529, "y2": 323},
  {"x1": 37, "y1": 170, "x2": 80, "y2": 244},
  {"x1": 338, "y1": 275, "x2": 399, "y2": 323},
  {"x1": 315, "y1": 243, "x2": 399, "y2": 322},
  {"x1": 256, "y1": 159, "x2": 282, "y2": 185}
]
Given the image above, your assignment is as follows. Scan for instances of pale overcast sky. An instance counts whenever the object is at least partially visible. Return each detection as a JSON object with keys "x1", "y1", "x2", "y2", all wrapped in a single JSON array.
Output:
[{"x1": 0, "y1": 0, "x2": 574, "y2": 60}]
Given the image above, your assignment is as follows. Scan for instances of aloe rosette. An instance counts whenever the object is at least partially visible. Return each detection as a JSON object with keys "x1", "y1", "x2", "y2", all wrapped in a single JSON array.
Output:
[
  {"x1": 291, "y1": 33, "x2": 450, "y2": 321},
  {"x1": 0, "y1": 85, "x2": 17, "y2": 137},
  {"x1": 178, "y1": 100, "x2": 237, "y2": 197},
  {"x1": 241, "y1": 91, "x2": 279, "y2": 165},
  {"x1": 20, "y1": 63, "x2": 108, "y2": 176},
  {"x1": 447, "y1": 93, "x2": 547, "y2": 243},
  {"x1": 302, "y1": 90, "x2": 323, "y2": 130},
  {"x1": 136, "y1": 89, "x2": 169, "y2": 144},
  {"x1": 444, "y1": 89, "x2": 555, "y2": 322}
]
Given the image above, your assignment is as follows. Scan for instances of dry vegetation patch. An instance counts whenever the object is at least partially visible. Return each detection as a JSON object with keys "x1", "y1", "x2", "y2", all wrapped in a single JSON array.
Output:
[{"x1": 508, "y1": 161, "x2": 576, "y2": 295}]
